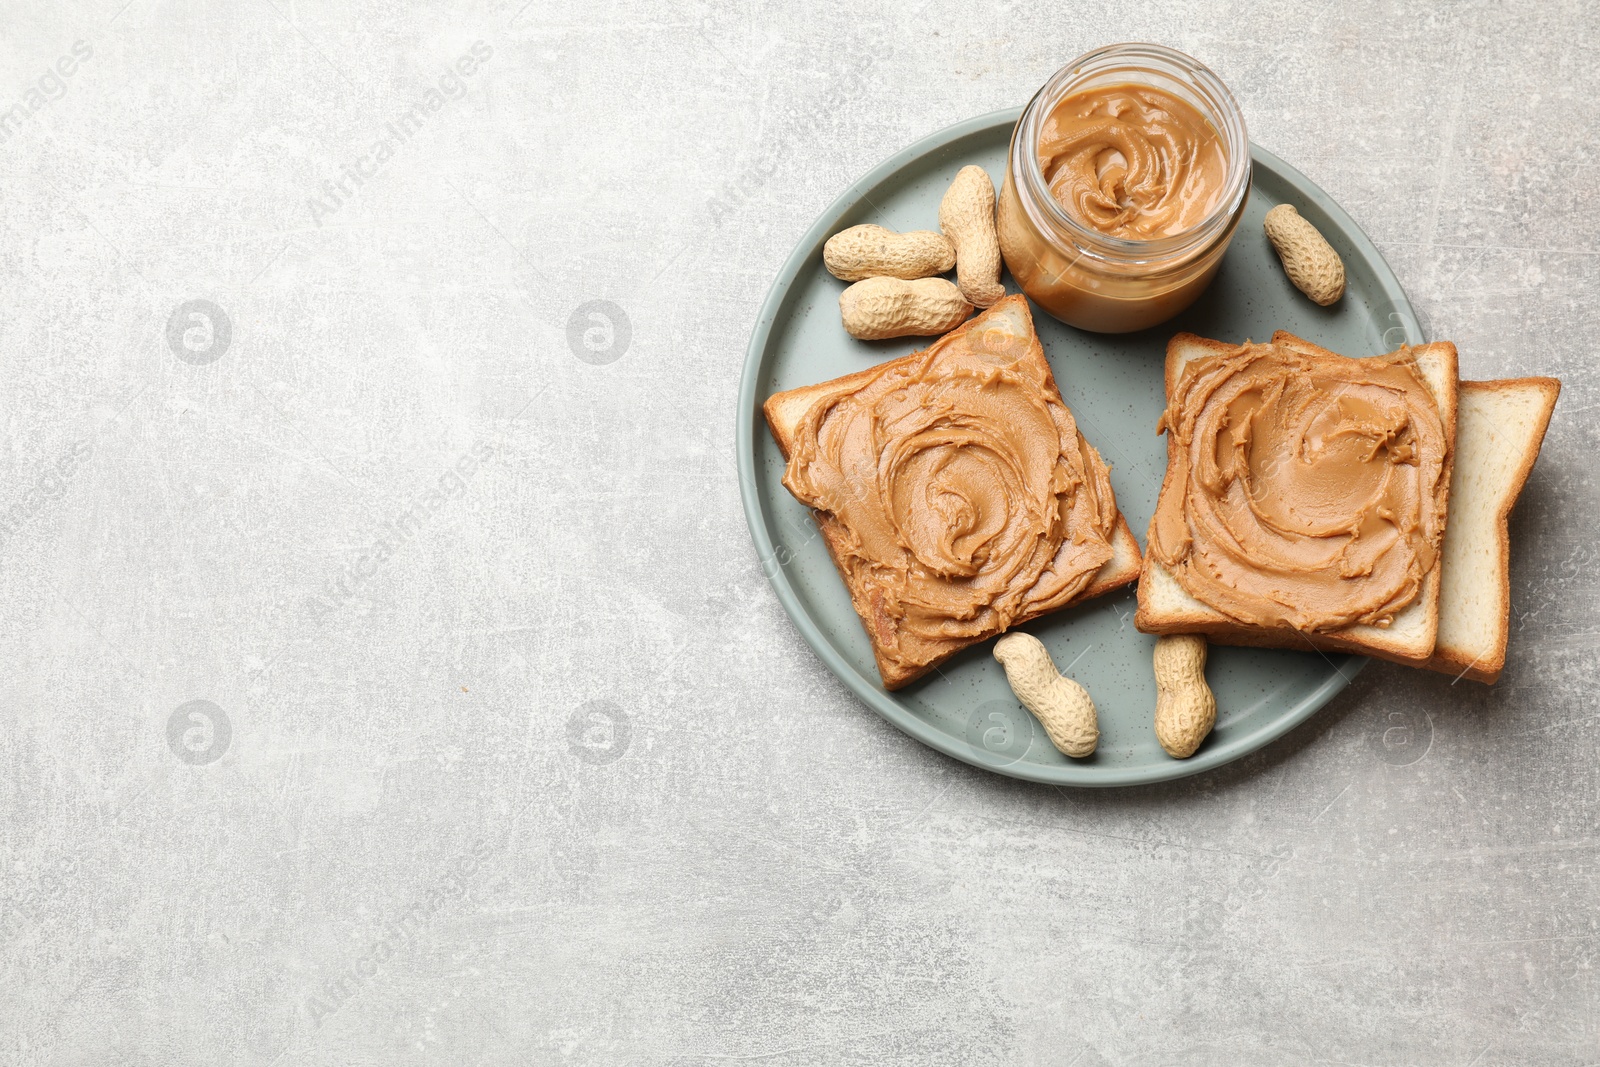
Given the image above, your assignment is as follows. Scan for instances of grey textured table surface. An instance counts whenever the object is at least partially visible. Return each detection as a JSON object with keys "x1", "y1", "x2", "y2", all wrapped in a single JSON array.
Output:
[{"x1": 2, "y1": 1, "x2": 1596, "y2": 1064}]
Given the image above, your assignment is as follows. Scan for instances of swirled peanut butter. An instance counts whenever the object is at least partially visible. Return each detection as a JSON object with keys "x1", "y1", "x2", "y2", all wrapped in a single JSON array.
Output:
[
  {"x1": 1149, "y1": 341, "x2": 1449, "y2": 632},
  {"x1": 782, "y1": 302, "x2": 1117, "y2": 676},
  {"x1": 1038, "y1": 84, "x2": 1228, "y2": 239}
]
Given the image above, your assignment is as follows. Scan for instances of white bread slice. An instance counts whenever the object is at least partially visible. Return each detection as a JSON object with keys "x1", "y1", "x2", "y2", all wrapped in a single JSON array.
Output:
[
  {"x1": 1135, "y1": 330, "x2": 1458, "y2": 666},
  {"x1": 764, "y1": 297, "x2": 1142, "y2": 689},
  {"x1": 1421, "y1": 377, "x2": 1559, "y2": 683}
]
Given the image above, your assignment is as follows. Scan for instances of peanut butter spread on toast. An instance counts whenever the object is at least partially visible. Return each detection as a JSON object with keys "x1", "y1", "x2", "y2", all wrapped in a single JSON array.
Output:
[
  {"x1": 781, "y1": 307, "x2": 1118, "y2": 676},
  {"x1": 1149, "y1": 341, "x2": 1450, "y2": 632}
]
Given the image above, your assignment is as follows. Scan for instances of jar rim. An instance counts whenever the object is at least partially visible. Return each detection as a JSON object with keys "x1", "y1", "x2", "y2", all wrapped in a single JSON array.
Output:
[{"x1": 1013, "y1": 42, "x2": 1251, "y2": 264}]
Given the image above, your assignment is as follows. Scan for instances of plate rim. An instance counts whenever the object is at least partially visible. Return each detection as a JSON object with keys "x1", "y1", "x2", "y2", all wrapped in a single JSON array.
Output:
[{"x1": 736, "y1": 107, "x2": 1419, "y2": 787}]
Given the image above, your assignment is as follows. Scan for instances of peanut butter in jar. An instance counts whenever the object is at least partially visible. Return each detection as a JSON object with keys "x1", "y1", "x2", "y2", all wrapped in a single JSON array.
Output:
[{"x1": 998, "y1": 44, "x2": 1251, "y2": 334}]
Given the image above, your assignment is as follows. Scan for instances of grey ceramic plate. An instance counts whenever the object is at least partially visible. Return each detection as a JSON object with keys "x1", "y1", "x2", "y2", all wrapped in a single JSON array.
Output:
[{"x1": 737, "y1": 108, "x2": 1423, "y2": 786}]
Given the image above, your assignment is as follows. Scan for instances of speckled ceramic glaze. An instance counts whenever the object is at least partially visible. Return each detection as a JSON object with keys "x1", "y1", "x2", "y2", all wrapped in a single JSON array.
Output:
[{"x1": 738, "y1": 109, "x2": 1424, "y2": 786}]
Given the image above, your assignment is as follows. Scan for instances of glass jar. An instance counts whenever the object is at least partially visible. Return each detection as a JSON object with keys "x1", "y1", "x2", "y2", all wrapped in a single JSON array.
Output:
[{"x1": 997, "y1": 43, "x2": 1251, "y2": 334}]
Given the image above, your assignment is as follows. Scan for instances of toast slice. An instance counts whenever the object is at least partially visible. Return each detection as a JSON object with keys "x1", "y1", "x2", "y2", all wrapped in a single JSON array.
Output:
[
  {"x1": 1421, "y1": 376, "x2": 1559, "y2": 683},
  {"x1": 1136, "y1": 330, "x2": 1458, "y2": 665},
  {"x1": 764, "y1": 297, "x2": 1142, "y2": 689}
]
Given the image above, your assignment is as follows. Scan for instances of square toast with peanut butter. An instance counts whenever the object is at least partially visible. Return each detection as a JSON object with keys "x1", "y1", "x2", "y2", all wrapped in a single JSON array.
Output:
[
  {"x1": 764, "y1": 296, "x2": 1141, "y2": 690},
  {"x1": 1136, "y1": 330, "x2": 1458, "y2": 666}
]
